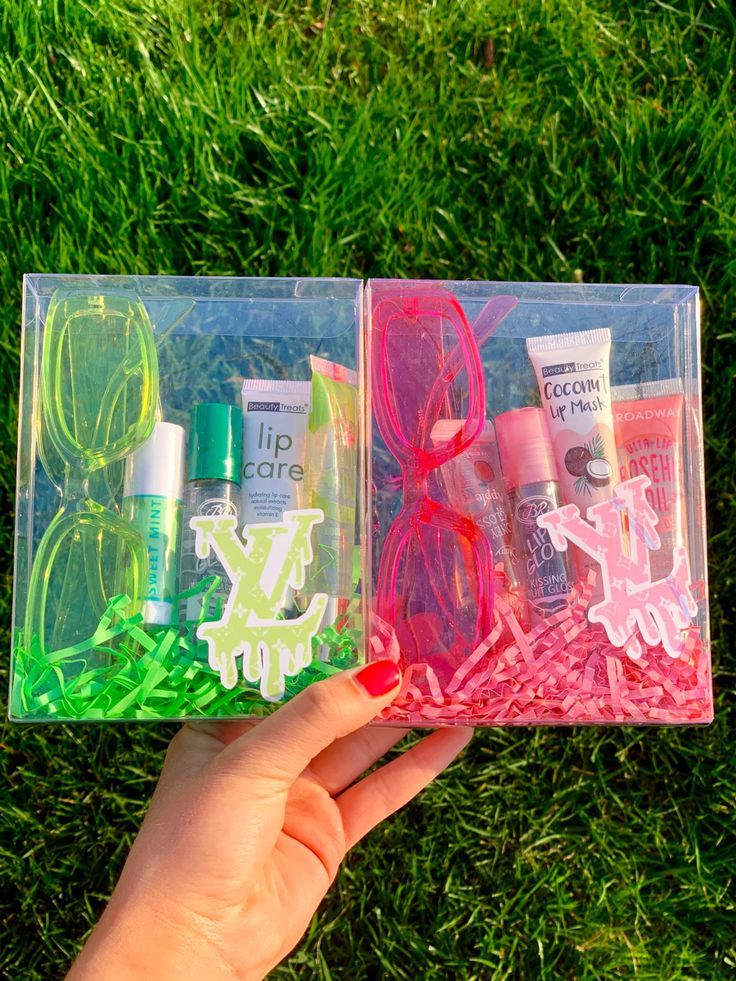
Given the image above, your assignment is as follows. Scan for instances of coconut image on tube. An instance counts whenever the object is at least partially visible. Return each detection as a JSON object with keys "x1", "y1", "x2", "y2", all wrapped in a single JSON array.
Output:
[
  {"x1": 527, "y1": 328, "x2": 618, "y2": 585},
  {"x1": 563, "y1": 434, "x2": 614, "y2": 492}
]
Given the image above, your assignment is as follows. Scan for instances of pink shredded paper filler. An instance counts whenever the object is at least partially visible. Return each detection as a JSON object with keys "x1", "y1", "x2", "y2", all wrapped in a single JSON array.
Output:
[{"x1": 373, "y1": 571, "x2": 711, "y2": 726}]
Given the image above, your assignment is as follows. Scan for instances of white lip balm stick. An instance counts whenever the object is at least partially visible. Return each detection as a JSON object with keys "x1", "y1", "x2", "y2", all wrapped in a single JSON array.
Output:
[{"x1": 122, "y1": 421, "x2": 186, "y2": 626}]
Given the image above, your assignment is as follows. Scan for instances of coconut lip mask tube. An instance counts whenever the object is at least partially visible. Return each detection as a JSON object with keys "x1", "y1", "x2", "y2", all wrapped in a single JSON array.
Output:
[
  {"x1": 612, "y1": 379, "x2": 686, "y2": 580},
  {"x1": 430, "y1": 419, "x2": 521, "y2": 597},
  {"x1": 241, "y1": 379, "x2": 311, "y2": 524},
  {"x1": 527, "y1": 328, "x2": 618, "y2": 583}
]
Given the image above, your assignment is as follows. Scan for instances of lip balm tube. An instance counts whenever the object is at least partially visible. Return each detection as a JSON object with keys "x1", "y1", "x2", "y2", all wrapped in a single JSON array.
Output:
[
  {"x1": 122, "y1": 421, "x2": 186, "y2": 626},
  {"x1": 241, "y1": 379, "x2": 311, "y2": 524},
  {"x1": 495, "y1": 407, "x2": 572, "y2": 621},
  {"x1": 241, "y1": 379, "x2": 311, "y2": 613},
  {"x1": 527, "y1": 328, "x2": 618, "y2": 587},
  {"x1": 430, "y1": 419, "x2": 522, "y2": 602},
  {"x1": 612, "y1": 379, "x2": 686, "y2": 580}
]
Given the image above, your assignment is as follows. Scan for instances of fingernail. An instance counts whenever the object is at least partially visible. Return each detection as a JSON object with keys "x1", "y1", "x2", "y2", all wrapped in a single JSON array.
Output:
[{"x1": 354, "y1": 659, "x2": 401, "y2": 697}]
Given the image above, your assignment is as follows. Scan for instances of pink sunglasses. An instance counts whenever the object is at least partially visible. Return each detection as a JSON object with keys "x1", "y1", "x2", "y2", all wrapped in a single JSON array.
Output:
[{"x1": 370, "y1": 284, "x2": 517, "y2": 684}]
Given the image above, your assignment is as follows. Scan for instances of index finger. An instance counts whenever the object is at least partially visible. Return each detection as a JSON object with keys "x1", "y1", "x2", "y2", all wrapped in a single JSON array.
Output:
[{"x1": 211, "y1": 660, "x2": 402, "y2": 794}]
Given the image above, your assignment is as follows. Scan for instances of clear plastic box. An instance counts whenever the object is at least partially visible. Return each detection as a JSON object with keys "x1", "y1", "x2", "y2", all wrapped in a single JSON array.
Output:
[
  {"x1": 10, "y1": 276, "x2": 712, "y2": 725},
  {"x1": 366, "y1": 280, "x2": 711, "y2": 726},
  {"x1": 11, "y1": 275, "x2": 365, "y2": 721}
]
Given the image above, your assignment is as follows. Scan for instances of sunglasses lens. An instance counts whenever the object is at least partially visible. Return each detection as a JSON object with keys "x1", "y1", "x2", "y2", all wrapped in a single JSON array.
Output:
[
  {"x1": 387, "y1": 520, "x2": 488, "y2": 681},
  {"x1": 26, "y1": 509, "x2": 147, "y2": 659},
  {"x1": 380, "y1": 307, "x2": 475, "y2": 456},
  {"x1": 42, "y1": 294, "x2": 158, "y2": 469}
]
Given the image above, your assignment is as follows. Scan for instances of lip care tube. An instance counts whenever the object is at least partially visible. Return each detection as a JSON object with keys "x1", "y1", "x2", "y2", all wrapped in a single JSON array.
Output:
[
  {"x1": 241, "y1": 379, "x2": 311, "y2": 524},
  {"x1": 612, "y1": 379, "x2": 686, "y2": 579},
  {"x1": 527, "y1": 328, "x2": 618, "y2": 587},
  {"x1": 241, "y1": 379, "x2": 312, "y2": 613},
  {"x1": 430, "y1": 419, "x2": 522, "y2": 601},
  {"x1": 122, "y1": 421, "x2": 186, "y2": 626},
  {"x1": 495, "y1": 407, "x2": 572, "y2": 621}
]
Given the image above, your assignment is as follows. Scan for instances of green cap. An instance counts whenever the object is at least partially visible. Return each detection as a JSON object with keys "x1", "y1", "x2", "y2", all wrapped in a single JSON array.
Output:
[{"x1": 188, "y1": 403, "x2": 243, "y2": 483}]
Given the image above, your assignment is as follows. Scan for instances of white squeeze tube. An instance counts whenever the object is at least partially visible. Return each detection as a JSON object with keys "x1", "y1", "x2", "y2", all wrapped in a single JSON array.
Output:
[
  {"x1": 526, "y1": 328, "x2": 618, "y2": 588},
  {"x1": 241, "y1": 378, "x2": 312, "y2": 610}
]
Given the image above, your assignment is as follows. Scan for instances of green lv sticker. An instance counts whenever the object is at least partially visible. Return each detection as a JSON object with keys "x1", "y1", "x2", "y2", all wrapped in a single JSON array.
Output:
[{"x1": 191, "y1": 509, "x2": 328, "y2": 700}]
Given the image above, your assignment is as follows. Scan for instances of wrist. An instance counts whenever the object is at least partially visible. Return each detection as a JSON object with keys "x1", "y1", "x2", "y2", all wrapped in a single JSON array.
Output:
[{"x1": 67, "y1": 894, "x2": 246, "y2": 981}]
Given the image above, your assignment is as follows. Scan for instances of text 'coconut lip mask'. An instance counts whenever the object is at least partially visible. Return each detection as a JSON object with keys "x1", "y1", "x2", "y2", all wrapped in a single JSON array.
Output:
[{"x1": 10, "y1": 276, "x2": 711, "y2": 727}]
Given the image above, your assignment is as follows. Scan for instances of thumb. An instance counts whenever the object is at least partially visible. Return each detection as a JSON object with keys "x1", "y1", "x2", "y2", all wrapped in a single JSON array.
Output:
[{"x1": 212, "y1": 659, "x2": 402, "y2": 791}]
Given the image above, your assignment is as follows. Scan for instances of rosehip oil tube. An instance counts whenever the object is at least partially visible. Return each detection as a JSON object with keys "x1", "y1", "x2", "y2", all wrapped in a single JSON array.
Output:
[{"x1": 612, "y1": 379, "x2": 686, "y2": 581}]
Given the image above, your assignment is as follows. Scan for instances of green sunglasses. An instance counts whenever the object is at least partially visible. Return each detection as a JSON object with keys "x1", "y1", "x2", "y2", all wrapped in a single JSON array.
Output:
[{"x1": 24, "y1": 291, "x2": 159, "y2": 658}]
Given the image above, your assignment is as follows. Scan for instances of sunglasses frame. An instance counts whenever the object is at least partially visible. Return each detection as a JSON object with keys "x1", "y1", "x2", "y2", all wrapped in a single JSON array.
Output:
[
  {"x1": 370, "y1": 286, "x2": 508, "y2": 673},
  {"x1": 24, "y1": 291, "x2": 159, "y2": 655}
]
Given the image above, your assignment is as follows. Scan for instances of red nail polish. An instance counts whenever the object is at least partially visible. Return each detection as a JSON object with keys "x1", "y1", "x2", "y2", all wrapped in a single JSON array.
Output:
[{"x1": 354, "y1": 659, "x2": 401, "y2": 697}]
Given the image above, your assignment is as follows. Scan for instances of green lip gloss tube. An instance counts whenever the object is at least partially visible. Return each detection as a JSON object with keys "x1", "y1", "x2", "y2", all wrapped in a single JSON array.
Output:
[{"x1": 122, "y1": 421, "x2": 186, "y2": 626}]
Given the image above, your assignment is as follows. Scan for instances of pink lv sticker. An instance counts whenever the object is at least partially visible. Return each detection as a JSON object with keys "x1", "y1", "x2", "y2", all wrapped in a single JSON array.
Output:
[{"x1": 538, "y1": 475, "x2": 698, "y2": 661}]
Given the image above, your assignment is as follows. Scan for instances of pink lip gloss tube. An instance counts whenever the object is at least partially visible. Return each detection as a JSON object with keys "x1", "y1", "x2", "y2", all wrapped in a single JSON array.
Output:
[
  {"x1": 430, "y1": 419, "x2": 522, "y2": 596},
  {"x1": 495, "y1": 407, "x2": 573, "y2": 621}
]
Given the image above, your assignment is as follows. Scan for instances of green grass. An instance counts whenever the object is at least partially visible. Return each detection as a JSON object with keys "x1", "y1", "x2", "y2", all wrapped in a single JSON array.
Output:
[{"x1": 1, "y1": 0, "x2": 735, "y2": 977}]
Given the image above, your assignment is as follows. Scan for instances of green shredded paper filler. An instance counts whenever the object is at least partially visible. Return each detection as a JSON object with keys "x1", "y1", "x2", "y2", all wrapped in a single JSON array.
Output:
[{"x1": 12, "y1": 579, "x2": 361, "y2": 721}]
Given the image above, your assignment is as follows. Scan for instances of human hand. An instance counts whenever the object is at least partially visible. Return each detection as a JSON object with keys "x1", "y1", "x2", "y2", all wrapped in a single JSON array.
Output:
[{"x1": 68, "y1": 661, "x2": 472, "y2": 980}]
